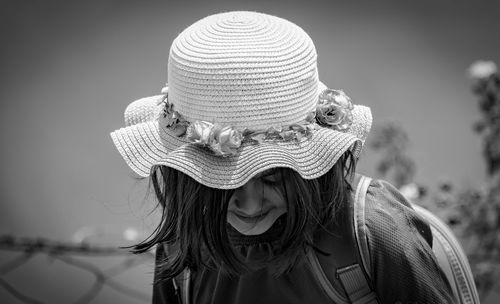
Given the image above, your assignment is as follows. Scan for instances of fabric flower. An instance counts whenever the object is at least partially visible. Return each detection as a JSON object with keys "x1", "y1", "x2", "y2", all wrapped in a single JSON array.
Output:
[
  {"x1": 211, "y1": 125, "x2": 243, "y2": 156},
  {"x1": 186, "y1": 121, "x2": 214, "y2": 145},
  {"x1": 161, "y1": 97, "x2": 188, "y2": 136},
  {"x1": 304, "y1": 111, "x2": 316, "y2": 123},
  {"x1": 162, "y1": 97, "x2": 178, "y2": 127},
  {"x1": 250, "y1": 132, "x2": 266, "y2": 144},
  {"x1": 316, "y1": 89, "x2": 354, "y2": 130},
  {"x1": 170, "y1": 119, "x2": 188, "y2": 137},
  {"x1": 161, "y1": 86, "x2": 350, "y2": 157},
  {"x1": 186, "y1": 122, "x2": 242, "y2": 156}
]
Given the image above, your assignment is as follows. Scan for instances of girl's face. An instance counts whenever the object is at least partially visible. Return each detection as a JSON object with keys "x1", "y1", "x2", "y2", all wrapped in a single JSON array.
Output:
[{"x1": 227, "y1": 169, "x2": 287, "y2": 235}]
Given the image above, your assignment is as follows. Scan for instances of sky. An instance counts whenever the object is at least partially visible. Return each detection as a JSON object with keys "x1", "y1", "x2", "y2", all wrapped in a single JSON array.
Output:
[{"x1": 1, "y1": 0, "x2": 499, "y2": 303}]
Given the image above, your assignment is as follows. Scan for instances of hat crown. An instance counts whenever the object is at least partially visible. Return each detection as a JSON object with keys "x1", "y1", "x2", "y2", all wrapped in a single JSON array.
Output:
[{"x1": 168, "y1": 11, "x2": 319, "y2": 130}]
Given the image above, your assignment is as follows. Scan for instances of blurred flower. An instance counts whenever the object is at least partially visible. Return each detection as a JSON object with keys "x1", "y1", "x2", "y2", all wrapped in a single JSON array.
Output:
[
  {"x1": 72, "y1": 226, "x2": 97, "y2": 243},
  {"x1": 123, "y1": 227, "x2": 140, "y2": 242},
  {"x1": 399, "y1": 183, "x2": 420, "y2": 201},
  {"x1": 160, "y1": 84, "x2": 168, "y2": 95},
  {"x1": 72, "y1": 225, "x2": 143, "y2": 246},
  {"x1": 468, "y1": 60, "x2": 498, "y2": 80},
  {"x1": 439, "y1": 181, "x2": 453, "y2": 192}
]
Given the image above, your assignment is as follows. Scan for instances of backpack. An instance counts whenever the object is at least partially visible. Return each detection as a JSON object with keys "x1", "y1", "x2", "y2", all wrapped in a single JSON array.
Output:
[
  {"x1": 159, "y1": 175, "x2": 480, "y2": 304},
  {"x1": 304, "y1": 175, "x2": 480, "y2": 304}
]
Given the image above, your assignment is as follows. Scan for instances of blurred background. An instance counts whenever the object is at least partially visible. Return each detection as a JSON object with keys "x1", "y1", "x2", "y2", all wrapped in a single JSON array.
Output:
[{"x1": 1, "y1": 0, "x2": 499, "y2": 303}]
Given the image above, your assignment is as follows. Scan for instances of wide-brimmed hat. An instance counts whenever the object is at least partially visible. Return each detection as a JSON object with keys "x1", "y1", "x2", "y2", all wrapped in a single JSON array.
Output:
[{"x1": 110, "y1": 11, "x2": 372, "y2": 189}]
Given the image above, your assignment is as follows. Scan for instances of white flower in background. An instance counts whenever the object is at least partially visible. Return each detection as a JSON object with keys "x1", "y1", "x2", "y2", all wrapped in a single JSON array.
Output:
[
  {"x1": 72, "y1": 226, "x2": 97, "y2": 243},
  {"x1": 72, "y1": 225, "x2": 144, "y2": 245},
  {"x1": 123, "y1": 227, "x2": 140, "y2": 242},
  {"x1": 468, "y1": 60, "x2": 498, "y2": 80},
  {"x1": 399, "y1": 183, "x2": 420, "y2": 201},
  {"x1": 160, "y1": 84, "x2": 168, "y2": 94}
]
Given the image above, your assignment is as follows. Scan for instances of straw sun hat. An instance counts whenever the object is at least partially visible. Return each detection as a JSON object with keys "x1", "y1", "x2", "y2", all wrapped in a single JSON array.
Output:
[{"x1": 110, "y1": 11, "x2": 372, "y2": 189}]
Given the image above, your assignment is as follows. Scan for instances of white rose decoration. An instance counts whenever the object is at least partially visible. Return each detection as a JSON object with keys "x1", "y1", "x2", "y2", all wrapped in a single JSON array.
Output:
[
  {"x1": 186, "y1": 121, "x2": 214, "y2": 145},
  {"x1": 187, "y1": 122, "x2": 242, "y2": 156},
  {"x1": 211, "y1": 125, "x2": 242, "y2": 156},
  {"x1": 316, "y1": 89, "x2": 354, "y2": 130}
]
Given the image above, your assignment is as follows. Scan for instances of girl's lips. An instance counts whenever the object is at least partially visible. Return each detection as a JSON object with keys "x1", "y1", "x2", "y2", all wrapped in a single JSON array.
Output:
[
  {"x1": 232, "y1": 210, "x2": 271, "y2": 223},
  {"x1": 227, "y1": 207, "x2": 287, "y2": 235}
]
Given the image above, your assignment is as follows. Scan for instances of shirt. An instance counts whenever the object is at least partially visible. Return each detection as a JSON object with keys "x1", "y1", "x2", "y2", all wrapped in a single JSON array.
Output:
[{"x1": 152, "y1": 178, "x2": 456, "y2": 304}]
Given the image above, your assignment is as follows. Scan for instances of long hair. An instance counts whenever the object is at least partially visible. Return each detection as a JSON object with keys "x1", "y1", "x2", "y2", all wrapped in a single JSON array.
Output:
[{"x1": 133, "y1": 149, "x2": 356, "y2": 279}]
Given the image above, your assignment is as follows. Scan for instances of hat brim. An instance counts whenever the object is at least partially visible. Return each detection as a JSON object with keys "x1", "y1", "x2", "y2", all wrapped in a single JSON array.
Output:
[{"x1": 110, "y1": 104, "x2": 371, "y2": 189}]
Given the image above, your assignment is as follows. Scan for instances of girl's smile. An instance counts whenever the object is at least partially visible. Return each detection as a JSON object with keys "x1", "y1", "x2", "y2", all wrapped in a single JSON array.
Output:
[
  {"x1": 231, "y1": 209, "x2": 271, "y2": 222},
  {"x1": 227, "y1": 208, "x2": 285, "y2": 235},
  {"x1": 227, "y1": 170, "x2": 287, "y2": 235}
]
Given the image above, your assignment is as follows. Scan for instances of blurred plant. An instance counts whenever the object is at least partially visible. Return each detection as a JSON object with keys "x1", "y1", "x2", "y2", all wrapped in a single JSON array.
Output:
[
  {"x1": 469, "y1": 60, "x2": 500, "y2": 176},
  {"x1": 463, "y1": 60, "x2": 500, "y2": 300},
  {"x1": 369, "y1": 121, "x2": 416, "y2": 188},
  {"x1": 372, "y1": 60, "x2": 500, "y2": 301},
  {"x1": 425, "y1": 169, "x2": 500, "y2": 301}
]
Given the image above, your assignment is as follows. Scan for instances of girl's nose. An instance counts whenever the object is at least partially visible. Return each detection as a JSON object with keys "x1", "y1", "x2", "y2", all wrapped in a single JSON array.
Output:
[{"x1": 229, "y1": 180, "x2": 263, "y2": 216}]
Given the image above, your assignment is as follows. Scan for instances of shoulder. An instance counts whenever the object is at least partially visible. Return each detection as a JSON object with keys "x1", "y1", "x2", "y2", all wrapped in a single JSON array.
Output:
[
  {"x1": 362, "y1": 177, "x2": 433, "y2": 247},
  {"x1": 356, "y1": 176, "x2": 455, "y2": 303}
]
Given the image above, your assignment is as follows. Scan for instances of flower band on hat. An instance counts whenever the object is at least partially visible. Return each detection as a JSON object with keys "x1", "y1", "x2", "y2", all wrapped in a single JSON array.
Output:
[{"x1": 158, "y1": 85, "x2": 356, "y2": 157}]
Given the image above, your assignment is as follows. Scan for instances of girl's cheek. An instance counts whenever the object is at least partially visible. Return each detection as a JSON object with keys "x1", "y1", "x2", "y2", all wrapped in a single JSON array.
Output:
[{"x1": 268, "y1": 187, "x2": 287, "y2": 210}]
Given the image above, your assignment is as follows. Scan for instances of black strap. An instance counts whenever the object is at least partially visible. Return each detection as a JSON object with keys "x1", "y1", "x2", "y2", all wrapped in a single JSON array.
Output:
[
  {"x1": 337, "y1": 264, "x2": 378, "y2": 304},
  {"x1": 309, "y1": 174, "x2": 379, "y2": 303},
  {"x1": 160, "y1": 243, "x2": 191, "y2": 304},
  {"x1": 335, "y1": 175, "x2": 378, "y2": 304},
  {"x1": 152, "y1": 244, "x2": 183, "y2": 304}
]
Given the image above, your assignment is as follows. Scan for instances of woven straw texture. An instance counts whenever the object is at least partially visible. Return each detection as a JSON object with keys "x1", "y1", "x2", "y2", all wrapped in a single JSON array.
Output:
[{"x1": 110, "y1": 11, "x2": 372, "y2": 189}]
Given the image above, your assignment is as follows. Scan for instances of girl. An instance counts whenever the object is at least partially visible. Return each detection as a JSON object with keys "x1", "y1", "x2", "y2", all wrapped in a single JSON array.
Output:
[{"x1": 111, "y1": 11, "x2": 455, "y2": 303}]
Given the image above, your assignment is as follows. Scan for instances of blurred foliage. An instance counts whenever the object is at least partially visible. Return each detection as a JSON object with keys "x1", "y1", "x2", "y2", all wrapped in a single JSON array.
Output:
[
  {"x1": 370, "y1": 60, "x2": 500, "y2": 301},
  {"x1": 470, "y1": 61, "x2": 500, "y2": 175},
  {"x1": 369, "y1": 121, "x2": 416, "y2": 188}
]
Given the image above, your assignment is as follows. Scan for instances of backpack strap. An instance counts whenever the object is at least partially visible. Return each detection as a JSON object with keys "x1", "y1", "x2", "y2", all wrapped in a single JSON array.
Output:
[
  {"x1": 412, "y1": 204, "x2": 480, "y2": 304},
  {"x1": 337, "y1": 264, "x2": 378, "y2": 304},
  {"x1": 160, "y1": 243, "x2": 191, "y2": 304},
  {"x1": 335, "y1": 175, "x2": 378, "y2": 304},
  {"x1": 152, "y1": 243, "x2": 183, "y2": 304},
  {"x1": 182, "y1": 268, "x2": 191, "y2": 304},
  {"x1": 307, "y1": 174, "x2": 378, "y2": 304},
  {"x1": 351, "y1": 175, "x2": 373, "y2": 280}
]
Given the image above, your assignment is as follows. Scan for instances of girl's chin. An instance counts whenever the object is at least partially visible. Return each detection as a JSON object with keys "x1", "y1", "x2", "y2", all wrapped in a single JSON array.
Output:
[{"x1": 227, "y1": 209, "x2": 286, "y2": 235}]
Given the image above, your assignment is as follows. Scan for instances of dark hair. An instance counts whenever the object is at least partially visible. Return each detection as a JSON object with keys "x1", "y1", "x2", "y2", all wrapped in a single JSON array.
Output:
[{"x1": 133, "y1": 150, "x2": 356, "y2": 279}]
